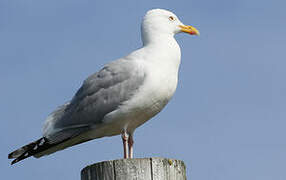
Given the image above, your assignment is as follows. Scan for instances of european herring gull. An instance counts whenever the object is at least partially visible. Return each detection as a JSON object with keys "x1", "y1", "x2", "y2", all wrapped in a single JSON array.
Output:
[{"x1": 9, "y1": 9, "x2": 199, "y2": 164}]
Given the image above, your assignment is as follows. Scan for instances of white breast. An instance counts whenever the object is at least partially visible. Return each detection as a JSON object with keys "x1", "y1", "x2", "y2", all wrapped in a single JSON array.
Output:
[
  {"x1": 101, "y1": 38, "x2": 181, "y2": 134},
  {"x1": 116, "y1": 53, "x2": 180, "y2": 131}
]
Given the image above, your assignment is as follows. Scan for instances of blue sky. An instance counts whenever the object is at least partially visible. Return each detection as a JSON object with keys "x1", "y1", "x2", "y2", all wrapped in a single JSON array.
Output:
[{"x1": 1, "y1": 0, "x2": 286, "y2": 179}]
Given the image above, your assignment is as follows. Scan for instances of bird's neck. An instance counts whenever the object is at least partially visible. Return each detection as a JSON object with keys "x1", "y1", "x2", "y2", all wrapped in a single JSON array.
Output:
[
  {"x1": 139, "y1": 34, "x2": 181, "y2": 73},
  {"x1": 142, "y1": 32, "x2": 176, "y2": 47}
]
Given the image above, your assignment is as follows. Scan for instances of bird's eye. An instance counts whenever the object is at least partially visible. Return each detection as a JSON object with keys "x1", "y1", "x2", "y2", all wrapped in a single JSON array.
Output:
[{"x1": 168, "y1": 16, "x2": 176, "y2": 21}]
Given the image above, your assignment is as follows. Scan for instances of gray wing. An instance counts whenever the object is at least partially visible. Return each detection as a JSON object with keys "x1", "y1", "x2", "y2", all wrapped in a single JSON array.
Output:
[{"x1": 43, "y1": 59, "x2": 145, "y2": 143}]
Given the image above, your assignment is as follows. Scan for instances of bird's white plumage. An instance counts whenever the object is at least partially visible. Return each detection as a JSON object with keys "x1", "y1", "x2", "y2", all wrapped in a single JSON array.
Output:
[
  {"x1": 43, "y1": 9, "x2": 184, "y2": 142},
  {"x1": 9, "y1": 9, "x2": 195, "y2": 162}
]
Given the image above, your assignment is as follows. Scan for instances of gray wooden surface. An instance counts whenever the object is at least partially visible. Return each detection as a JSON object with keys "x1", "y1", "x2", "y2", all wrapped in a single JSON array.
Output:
[{"x1": 81, "y1": 158, "x2": 186, "y2": 180}]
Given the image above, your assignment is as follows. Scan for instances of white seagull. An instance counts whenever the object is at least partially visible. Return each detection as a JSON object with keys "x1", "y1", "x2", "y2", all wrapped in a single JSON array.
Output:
[{"x1": 9, "y1": 9, "x2": 199, "y2": 164}]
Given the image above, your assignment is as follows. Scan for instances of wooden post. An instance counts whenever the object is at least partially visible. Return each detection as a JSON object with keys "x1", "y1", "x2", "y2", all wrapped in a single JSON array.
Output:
[{"x1": 81, "y1": 157, "x2": 187, "y2": 180}]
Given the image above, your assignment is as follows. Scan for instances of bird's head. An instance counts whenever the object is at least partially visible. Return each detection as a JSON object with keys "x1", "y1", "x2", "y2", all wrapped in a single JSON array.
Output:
[{"x1": 141, "y1": 9, "x2": 199, "y2": 44}]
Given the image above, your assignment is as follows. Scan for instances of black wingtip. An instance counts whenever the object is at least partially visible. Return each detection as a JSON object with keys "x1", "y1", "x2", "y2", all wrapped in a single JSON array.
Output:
[
  {"x1": 8, "y1": 153, "x2": 13, "y2": 159},
  {"x1": 11, "y1": 159, "x2": 18, "y2": 165},
  {"x1": 9, "y1": 137, "x2": 47, "y2": 165}
]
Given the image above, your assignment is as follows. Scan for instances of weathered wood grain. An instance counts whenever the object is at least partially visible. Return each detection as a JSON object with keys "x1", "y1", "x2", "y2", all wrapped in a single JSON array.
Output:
[
  {"x1": 81, "y1": 160, "x2": 114, "y2": 180},
  {"x1": 81, "y1": 158, "x2": 187, "y2": 180},
  {"x1": 151, "y1": 157, "x2": 186, "y2": 180}
]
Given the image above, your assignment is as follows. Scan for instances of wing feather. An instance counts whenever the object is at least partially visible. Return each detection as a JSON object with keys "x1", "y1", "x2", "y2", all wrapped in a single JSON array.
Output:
[{"x1": 43, "y1": 59, "x2": 145, "y2": 143}]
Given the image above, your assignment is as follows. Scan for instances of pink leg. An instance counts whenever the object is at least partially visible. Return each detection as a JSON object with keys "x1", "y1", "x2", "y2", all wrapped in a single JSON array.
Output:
[
  {"x1": 121, "y1": 131, "x2": 129, "y2": 159},
  {"x1": 128, "y1": 134, "x2": 134, "y2": 158}
]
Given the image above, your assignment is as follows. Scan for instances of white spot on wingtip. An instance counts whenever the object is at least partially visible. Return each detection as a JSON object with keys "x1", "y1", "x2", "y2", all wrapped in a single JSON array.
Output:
[
  {"x1": 33, "y1": 144, "x2": 38, "y2": 150},
  {"x1": 39, "y1": 138, "x2": 45, "y2": 146}
]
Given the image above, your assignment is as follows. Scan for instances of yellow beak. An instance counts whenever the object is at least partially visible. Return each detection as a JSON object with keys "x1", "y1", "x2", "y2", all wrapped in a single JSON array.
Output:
[{"x1": 179, "y1": 25, "x2": 200, "y2": 36}]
